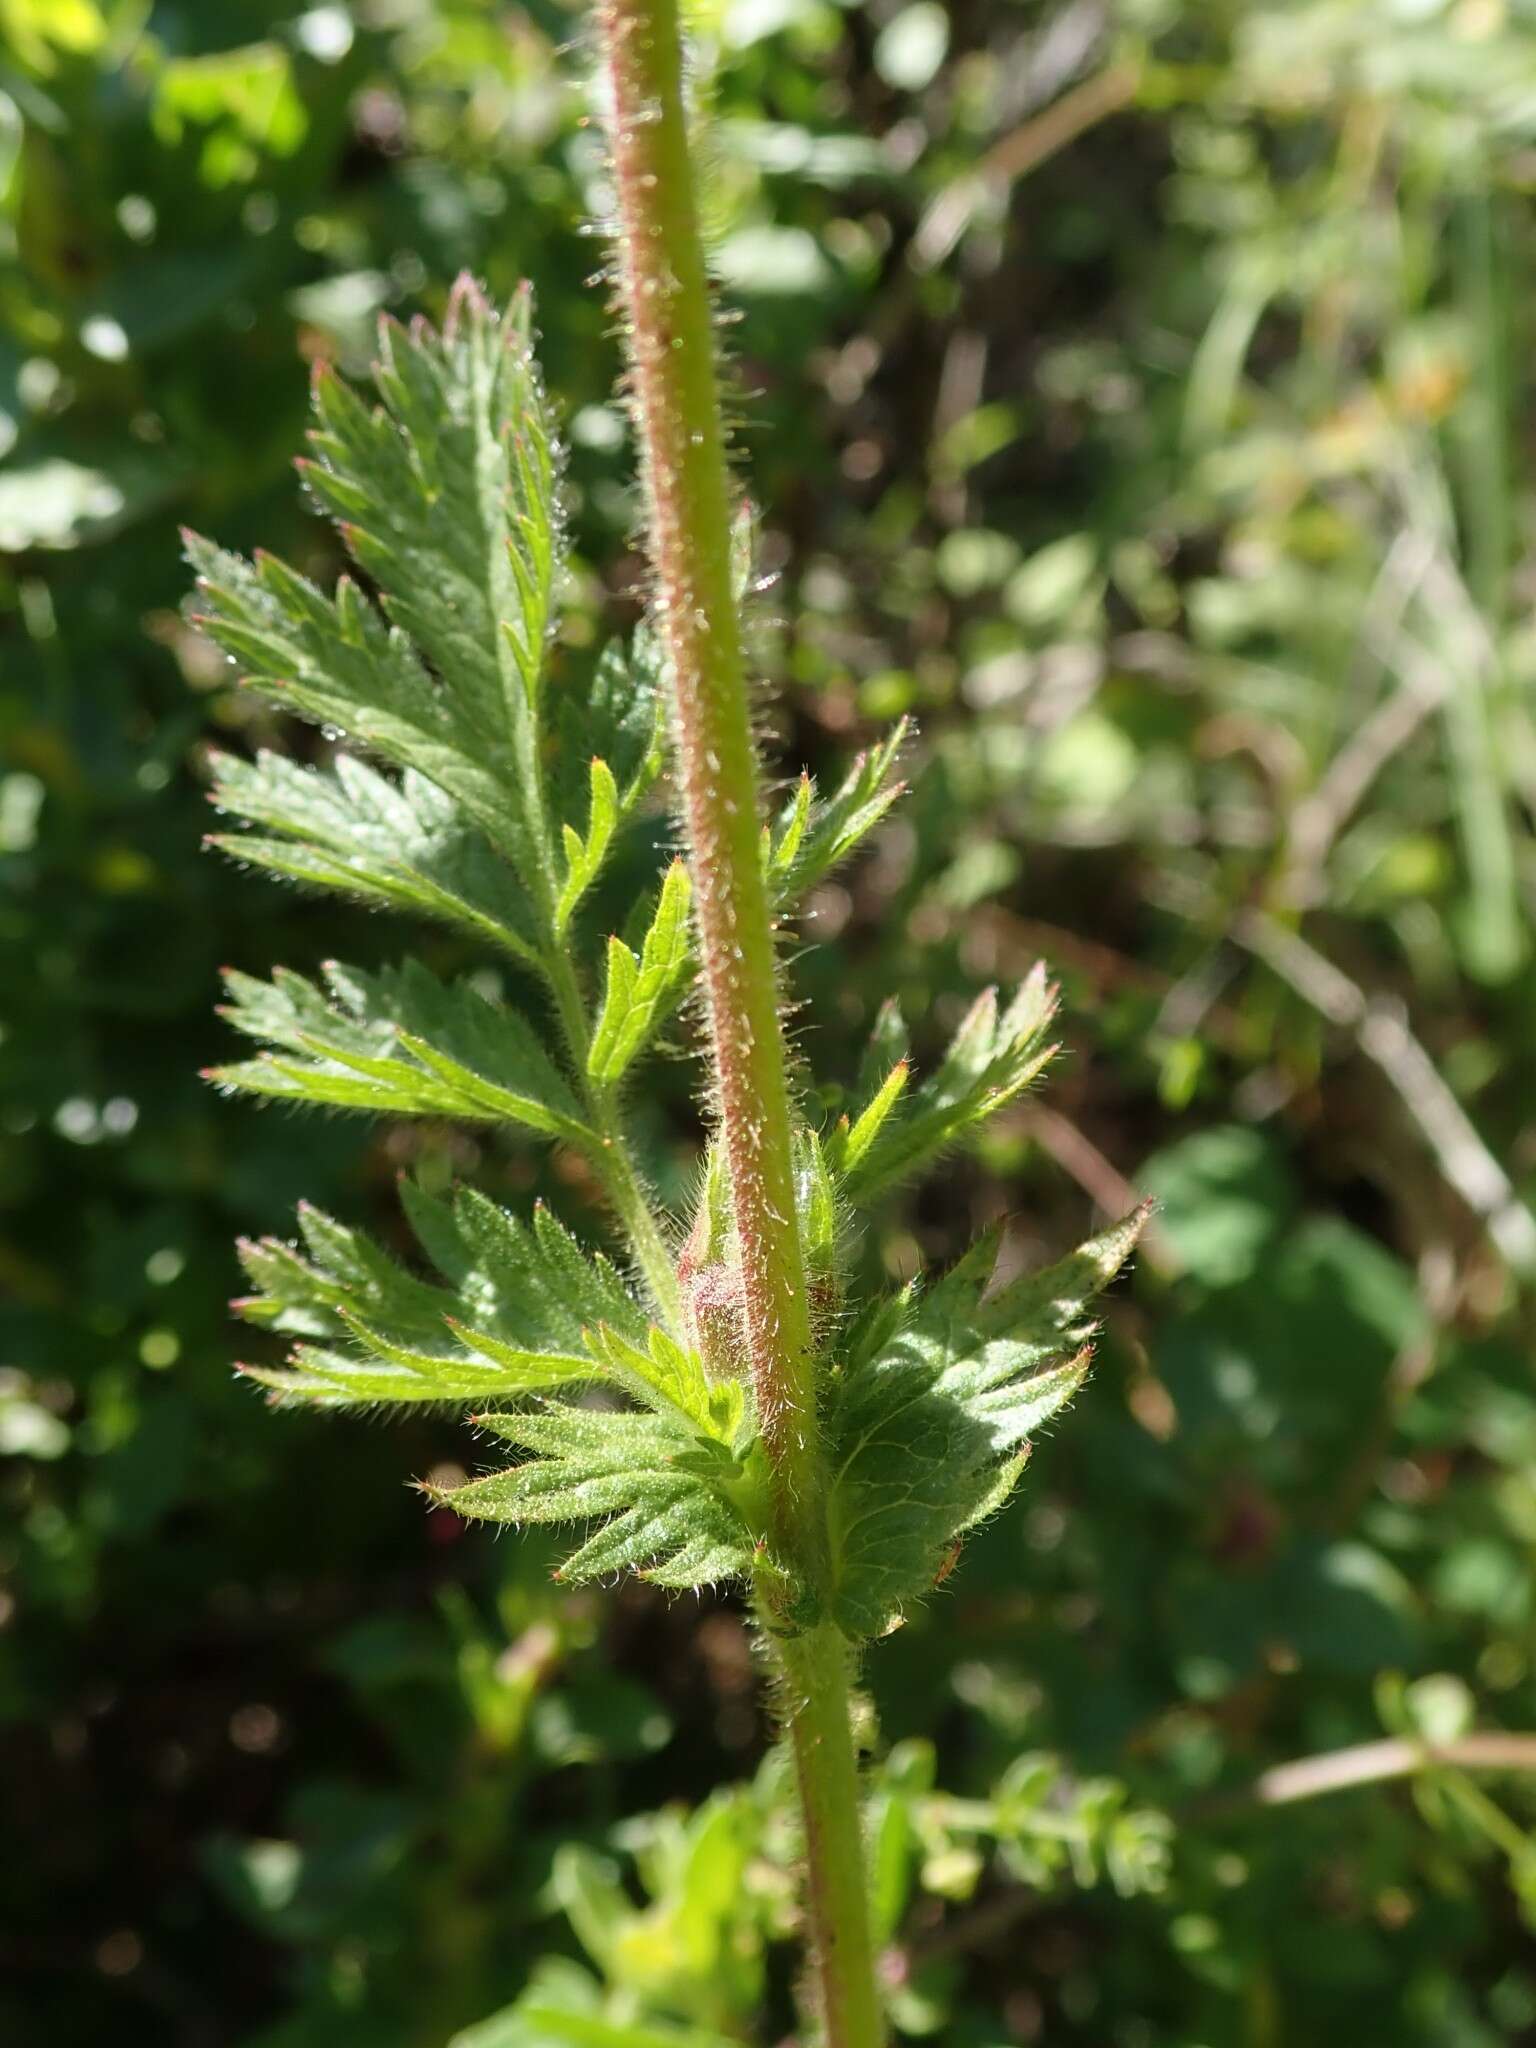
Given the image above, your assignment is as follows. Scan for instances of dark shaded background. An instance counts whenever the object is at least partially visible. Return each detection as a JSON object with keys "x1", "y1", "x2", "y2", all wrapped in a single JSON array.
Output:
[{"x1": 6, "y1": 1, "x2": 1536, "y2": 2043}]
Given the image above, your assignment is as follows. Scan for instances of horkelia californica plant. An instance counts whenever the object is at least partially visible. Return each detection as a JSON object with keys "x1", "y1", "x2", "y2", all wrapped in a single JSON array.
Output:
[{"x1": 187, "y1": 4, "x2": 1144, "y2": 2037}]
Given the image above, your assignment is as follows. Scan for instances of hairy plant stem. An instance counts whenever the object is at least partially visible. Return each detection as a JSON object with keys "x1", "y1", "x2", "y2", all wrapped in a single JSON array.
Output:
[
  {"x1": 585, "y1": 1098, "x2": 683, "y2": 1328},
  {"x1": 595, "y1": 3, "x2": 884, "y2": 2042},
  {"x1": 779, "y1": 1623, "x2": 889, "y2": 2048},
  {"x1": 596, "y1": 0, "x2": 819, "y2": 1557}
]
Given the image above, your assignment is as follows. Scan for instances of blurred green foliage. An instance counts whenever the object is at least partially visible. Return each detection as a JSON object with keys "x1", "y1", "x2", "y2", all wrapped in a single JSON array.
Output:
[{"x1": 6, "y1": 0, "x2": 1536, "y2": 2042}]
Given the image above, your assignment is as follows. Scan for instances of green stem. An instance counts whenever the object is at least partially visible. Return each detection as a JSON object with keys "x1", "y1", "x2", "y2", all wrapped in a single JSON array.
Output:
[
  {"x1": 777, "y1": 1624, "x2": 888, "y2": 2048},
  {"x1": 595, "y1": 4, "x2": 884, "y2": 2041},
  {"x1": 586, "y1": 1102, "x2": 682, "y2": 1329},
  {"x1": 545, "y1": 942, "x2": 681, "y2": 1328},
  {"x1": 508, "y1": 477, "x2": 677, "y2": 1329},
  {"x1": 596, "y1": 0, "x2": 819, "y2": 1557}
]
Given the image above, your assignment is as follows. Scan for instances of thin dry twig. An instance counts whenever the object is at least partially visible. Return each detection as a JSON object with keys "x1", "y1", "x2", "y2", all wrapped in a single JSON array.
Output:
[
  {"x1": 1254, "y1": 1733, "x2": 1536, "y2": 1807},
  {"x1": 1233, "y1": 910, "x2": 1536, "y2": 1274},
  {"x1": 1339, "y1": 527, "x2": 1439, "y2": 715},
  {"x1": 1282, "y1": 632, "x2": 1450, "y2": 904},
  {"x1": 1020, "y1": 1102, "x2": 1179, "y2": 1275},
  {"x1": 912, "y1": 61, "x2": 1141, "y2": 270}
]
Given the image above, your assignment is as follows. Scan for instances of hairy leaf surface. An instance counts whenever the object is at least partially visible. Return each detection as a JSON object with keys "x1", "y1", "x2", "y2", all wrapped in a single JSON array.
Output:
[
  {"x1": 768, "y1": 720, "x2": 908, "y2": 901},
  {"x1": 188, "y1": 276, "x2": 1139, "y2": 1622},
  {"x1": 825, "y1": 1204, "x2": 1148, "y2": 1637},
  {"x1": 588, "y1": 860, "x2": 694, "y2": 1083},
  {"x1": 833, "y1": 963, "x2": 1060, "y2": 1202},
  {"x1": 439, "y1": 1405, "x2": 758, "y2": 1589},
  {"x1": 189, "y1": 279, "x2": 564, "y2": 906},
  {"x1": 208, "y1": 749, "x2": 542, "y2": 963},
  {"x1": 235, "y1": 1185, "x2": 648, "y2": 1406},
  {"x1": 212, "y1": 959, "x2": 587, "y2": 1138}
]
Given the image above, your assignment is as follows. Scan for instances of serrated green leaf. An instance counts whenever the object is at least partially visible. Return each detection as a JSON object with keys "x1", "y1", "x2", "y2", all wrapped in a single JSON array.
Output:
[
  {"x1": 825, "y1": 1204, "x2": 1146, "y2": 1637},
  {"x1": 556, "y1": 756, "x2": 620, "y2": 934},
  {"x1": 975, "y1": 1202, "x2": 1152, "y2": 1342},
  {"x1": 583, "y1": 1322, "x2": 718, "y2": 1432},
  {"x1": 333, "y1": 1189, "x2": 636, "y2": 1355},
  {"x1": 839, "y1": 962, "x2": 1060, "y2": 1203},
  {"x1": 265, "y1": 1338, "x2": 581, "y2": 1407},
  {"x1": 307, "y1": 279, "x2": 559, "y2": 723},
  {"x1": 212, "y1": 958, "x2": 589, "y2": 1140},
  {"x1": 954, "y1": 1449, "x2": 1031, "y2": 1537},
  {"x1": 438, "y1": 1403, "x2": 757, "y2": 1588},
  {"x1": 770, "y1": 719, "x2": 909, "y2": 903},
  {"x1": 827, "y1": 1057, "x2": 909, "y2": 1175},
  {"x1": 447, "y1": 1324, "x2": 596, "y2": 1385},
  {"x1": 235, "y1": 1204, "x2": 453, "y2": 1343},
  {"x1": 187, "y1": 280, "x2": 569, "y2": 913},
  {"x1": 525, "y1": 1202, "x2": 653, "y2": 1346},
  {"x1": 236, "y1": 1184, "x2": 648, "y2": 1410},
  {"x1": 185, "y1": 534, "x2": 538, "y2": 880},
  {"x1": 208, "y1": 748, "x2": 541, "y2": 964},
  {"x1": 588, "y1": 860, "x2": 693, "y2": 1083}
]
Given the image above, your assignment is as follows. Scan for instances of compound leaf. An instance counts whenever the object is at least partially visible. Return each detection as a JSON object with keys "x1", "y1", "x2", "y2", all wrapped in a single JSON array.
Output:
[
  {"x1": 208, "y1": 748, "x2": 541, "y2": 964},
  {"x1": 212, "y1": 959, "x2": 589, "y2": 1140},
  {"x1": 825, "y1": 1203, "x2": 1147, "y2": 1637},
  {"x1": 768, "y1": 719, "x2": 908, "y2": 904},
  {"x1": 838, "y1": 963, "x2": 1060, "y2": 1203},
  {"x1": 187, "y1": 279, "x2": 567, "y2": 911},
  {"x1": 437, "y1": 1404, "x2": 758, "y2": 1589},
  {"x1": 588, "y1": 860, "x2": 693, "y2": 1083},
  {"x1": 235, "y1": 1183, "x2": 649, "y2": 1409}
]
